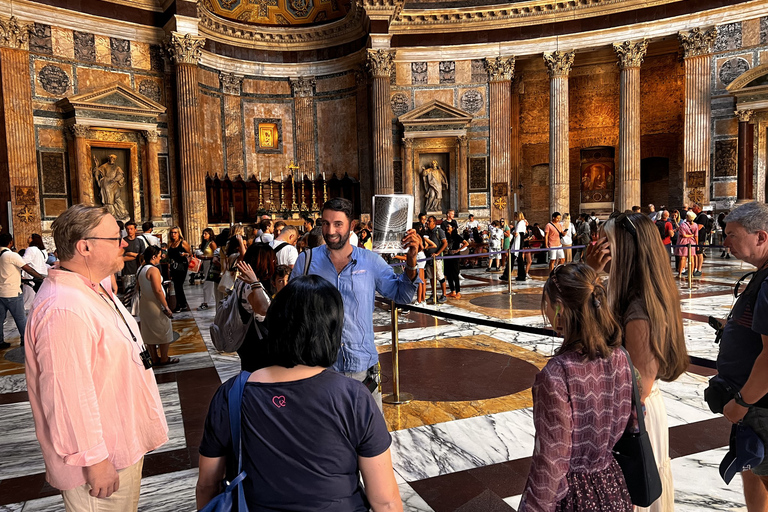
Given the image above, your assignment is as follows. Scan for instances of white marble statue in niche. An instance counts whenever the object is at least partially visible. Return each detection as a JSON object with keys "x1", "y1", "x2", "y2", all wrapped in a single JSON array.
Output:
[
  {"x1": 421, "y1": 160, "x2": 448, "y2": 212},
  {"x1": 92, "y1": 154, "x2": 129, "y2": 220}
]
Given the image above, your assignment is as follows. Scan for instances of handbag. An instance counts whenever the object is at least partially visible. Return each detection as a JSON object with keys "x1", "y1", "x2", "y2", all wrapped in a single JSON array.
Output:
[
  {"x1": 612, "y1": 346, "x2": 663, "y2": 507},
  {"x1": 189, "y1": 256, "x2": 202, "y2": 273},
  {"x1": 199, "y1": 371, "x2": 251, "y2": 512},
  {"x1": 218, "y1": 269, "x2": 237, "y2": 293}
]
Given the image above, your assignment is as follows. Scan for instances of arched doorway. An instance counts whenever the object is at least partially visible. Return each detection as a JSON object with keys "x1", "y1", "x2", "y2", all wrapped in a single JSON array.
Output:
[{"x1": 641, "y1": 157, "x2": 670, "y2": 209}]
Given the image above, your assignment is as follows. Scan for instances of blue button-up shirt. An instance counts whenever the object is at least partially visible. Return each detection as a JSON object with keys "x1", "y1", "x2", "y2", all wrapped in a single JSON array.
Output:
[{"x1": 292, "y1": 245, "x2": 419, "y2": 373}]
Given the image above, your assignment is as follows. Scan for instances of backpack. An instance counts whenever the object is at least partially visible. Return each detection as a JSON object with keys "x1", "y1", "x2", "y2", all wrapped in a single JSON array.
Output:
[
  {"x1": 655, "y1": 219, "x2": 668, "y2": 240},
  {"x1": 210, "y1": 280, "x2": 255, "y2": 353},
  {"x1": 273, "y1": 242, "x2": 289, "y2": 254}
]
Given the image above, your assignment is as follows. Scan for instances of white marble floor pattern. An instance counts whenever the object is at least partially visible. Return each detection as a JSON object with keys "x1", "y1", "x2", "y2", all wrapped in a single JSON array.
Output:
[{"x1": 2, "y1": 259, "x2": 753, "y2": 511}]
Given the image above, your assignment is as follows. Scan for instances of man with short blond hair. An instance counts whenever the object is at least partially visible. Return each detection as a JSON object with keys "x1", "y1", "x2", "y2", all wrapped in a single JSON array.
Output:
[
  {"x1": 25, "y1": 204, "x2": 168, "y2": 511},
  {"x1": 270, "y1": 225, "x2": 299, "y2": 268}
]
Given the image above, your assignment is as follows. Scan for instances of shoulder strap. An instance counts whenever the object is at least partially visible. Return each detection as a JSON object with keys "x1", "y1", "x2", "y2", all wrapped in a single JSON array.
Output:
[
  {"x1": 618, "y1": 346, "x2": 648, "y2": 435},
  {"x1": 228, "y1": 371, "x2": 251, "y2": 508},
  {"x1": 273, "y1": 242, "x2": 289, "y2": 254},
  {"x1": 304, "y1": 248, "x2": 313, "y2": 275}
]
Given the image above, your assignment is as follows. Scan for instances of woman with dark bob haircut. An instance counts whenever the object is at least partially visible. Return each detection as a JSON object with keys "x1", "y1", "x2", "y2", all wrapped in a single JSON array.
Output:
[{"x1": 197, "y1": 275, "x2": 403, "y2": 511}]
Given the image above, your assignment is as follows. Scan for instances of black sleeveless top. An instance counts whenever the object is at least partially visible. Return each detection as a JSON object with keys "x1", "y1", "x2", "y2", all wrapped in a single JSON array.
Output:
[{"x1": 167, "y1": 243, "x2": 186, "y2": 266}]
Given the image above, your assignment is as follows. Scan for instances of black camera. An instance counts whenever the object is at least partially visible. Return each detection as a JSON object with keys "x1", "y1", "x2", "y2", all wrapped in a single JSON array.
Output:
[
  {"x1": 139, "y1": 348, "x2": 154, "y2": 369},
  {"x1": 708, "y1": 316, "x2": 724, "y2": 344}
]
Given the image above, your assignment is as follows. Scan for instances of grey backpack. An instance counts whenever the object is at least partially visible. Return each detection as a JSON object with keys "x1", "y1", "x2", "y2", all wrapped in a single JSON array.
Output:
[{"x1": 210, "y1": 280, "x2": 254, "y2": 353}]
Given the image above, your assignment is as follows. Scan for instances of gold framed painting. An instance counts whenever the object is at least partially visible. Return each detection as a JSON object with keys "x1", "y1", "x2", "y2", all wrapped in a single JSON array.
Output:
[{"x1": 258, "y1": 123, "x2": 278, "y2": 149}]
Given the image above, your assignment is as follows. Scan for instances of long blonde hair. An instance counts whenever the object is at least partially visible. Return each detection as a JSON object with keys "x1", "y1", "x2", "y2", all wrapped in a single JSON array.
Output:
[
  {"x1": 562, "y1": 213, "x2": 571, "y2": 229},
  {"x1": 603, "y1": 213, "x2": 688, "y2": 381}
]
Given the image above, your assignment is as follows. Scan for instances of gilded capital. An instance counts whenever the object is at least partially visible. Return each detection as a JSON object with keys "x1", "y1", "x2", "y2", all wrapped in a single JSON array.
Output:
[
  {"x1": 543, "y1": 50, "x2": 575, "y2": 78},
  {"x1": 366, "y1": 49, "x2": 395, "y2": 78},
  {"x1": 220, "y1": 72, "x2": 243, "y2": 95},
  {"x1": 290, "y1": 77, "x2": 316, "y2": 98},
  {"x1": 402, "y1": 138, "x2": 413, "y2": 148},
  {"x1": 143, "y1": 130, "x2": 159, "y2": 143},
  {"x1": 0, "y1": 16, "x2": 31, "y2": 50},
  {"x1": 735, "y1": 109, "x2": 754, "y2": 123},
  {"x1": 613, "y1": 40, "x2": 648, "y2": 69},
  {"x1": 483, "y1": 56, "x2": 515, "y2": 82},
  {"x1": 678, "y1": 27, "x2": 717, "y2": 59},
  {"x1": 69, "y1": 124, "x2": 89, "y2": 138},
  {"x1": 166, "y1": 32, "x2": 205, "y2": 65}
]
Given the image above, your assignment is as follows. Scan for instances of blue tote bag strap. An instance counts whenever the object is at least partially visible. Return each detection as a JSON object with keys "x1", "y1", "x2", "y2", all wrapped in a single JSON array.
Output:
[{"x1": 229, "y1": 371, "x2": 251, "y2": 511}]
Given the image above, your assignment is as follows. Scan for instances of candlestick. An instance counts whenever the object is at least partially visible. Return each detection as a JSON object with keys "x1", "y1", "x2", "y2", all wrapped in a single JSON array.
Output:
[
  {"x1": 300, "y1": 176, "x2": 307, "y2": 211},
  {"x1": 279, "y1": 178, "x2": 287, "y2": 211},
  {"x1": 323, "y1": 179, "x2": 328, "y2": 204},
  {"x1": 311, "y1": 176, "x2": 318, "y2": 211},
  {"x1": 290, "y1": 173, "x2": 298, "y2": 212},
  {"x1": 258, "y1": 180, "x2": 263, "y2": 210}
]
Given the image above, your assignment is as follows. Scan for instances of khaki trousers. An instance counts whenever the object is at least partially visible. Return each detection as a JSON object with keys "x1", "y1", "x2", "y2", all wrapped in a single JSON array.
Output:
[{"x1": 62, "y1": 458, "x2": 144, "y2": 512}]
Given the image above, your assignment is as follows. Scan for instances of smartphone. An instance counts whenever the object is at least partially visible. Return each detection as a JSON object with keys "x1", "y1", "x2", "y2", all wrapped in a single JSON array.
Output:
[{"x1": 708, "y1": 316, "x2": 724, "y2": 331}]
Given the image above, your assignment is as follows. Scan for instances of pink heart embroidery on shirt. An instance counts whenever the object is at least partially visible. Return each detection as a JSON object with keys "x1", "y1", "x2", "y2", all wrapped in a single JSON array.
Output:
[{"x1": 272, "y1": 396, "x2": 286, "y2": 408}]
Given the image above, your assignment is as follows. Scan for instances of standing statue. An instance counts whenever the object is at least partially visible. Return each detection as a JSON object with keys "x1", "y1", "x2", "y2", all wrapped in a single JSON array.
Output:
[
  {"x1": 92, "y1": 154, "x2": 129, "y2": 219},
  {"x1": 421, "y1": 160, "x2": 448, "y2": 212}
]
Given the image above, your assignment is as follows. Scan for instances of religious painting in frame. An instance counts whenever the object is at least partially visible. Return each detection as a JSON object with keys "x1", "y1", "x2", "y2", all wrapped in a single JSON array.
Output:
[
  {"x1": 254, "y1": 118, "x2": 283, "y2": 154},
  {"x1": 580, "y1": 146, "x2": 615, "y2": 203}
]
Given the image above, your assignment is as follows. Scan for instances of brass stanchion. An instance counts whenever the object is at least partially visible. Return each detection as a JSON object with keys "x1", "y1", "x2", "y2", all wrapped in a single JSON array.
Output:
[
  {"x1": 504, "y1": 248, "x2": 514, "y2": 295},
  {"x1": 432, "y1": 254, "x2": 438, "y2": 305},
  {"x1": 688, "y1": 244, "x2": 694, "y2": 288},
  {"x1": 383, "y1": 301, "x2": 413, "y2": 405}
]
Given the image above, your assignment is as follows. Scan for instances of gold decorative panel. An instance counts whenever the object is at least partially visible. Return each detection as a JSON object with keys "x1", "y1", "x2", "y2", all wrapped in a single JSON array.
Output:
[
  {"x1": 469, "y1": 192, "x2": 487, "y2": 207},
  {"x1": 202, "y1": 0, "x2": 350, "y2": 26}
]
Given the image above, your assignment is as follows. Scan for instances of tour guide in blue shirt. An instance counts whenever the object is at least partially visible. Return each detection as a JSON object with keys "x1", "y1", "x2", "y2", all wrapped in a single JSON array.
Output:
[{"x1": 292, "y1": 197, "x2": 421, "y2": 408}]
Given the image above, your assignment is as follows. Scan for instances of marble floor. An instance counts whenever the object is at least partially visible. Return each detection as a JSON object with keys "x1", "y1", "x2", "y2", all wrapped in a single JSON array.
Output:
[{"x1": 0, "y1": 254, "x2": 756, "y2": 511}]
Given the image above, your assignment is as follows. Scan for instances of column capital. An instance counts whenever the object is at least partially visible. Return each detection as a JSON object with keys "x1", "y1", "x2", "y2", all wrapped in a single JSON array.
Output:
[
  {"x1": 613, "y1": 40, "x2": 648, "y2": 69},
  {"x1": 69, "y1": 124, "x2": 89, "y2": 138},
  {"x1": 143, "y1": 130, "x2": 159, "y2": 143},
  {"x1": 366, "y1": 49, "x2": 395, "y2": 78},
  {"x1": 457, "y1": 135, "x2": 468, "y2": 146},
  {"x1": 402, "y1": 137, "x2": 413, "y2": 148},
  {"x1": 484, "y1": 56, "x2": 515, "y2": 82},
  {"x1": 543, "y1": 50, "x2": 575, "y2": 78},
  {"x1": 166, "y1": 32, "x2": 205, "y2": 65},
  {"x1": 678, "y1": 27, "x2": 717, "y2": 59},
  {"x1": 290, "y1": 77, "x2": 316, "y2": 98},
  {"x1": 735, "y1": 109, "x2": 754, "y2": 123},
  {"x1": 220, "y1": 72, "x2": 243, "y2": 95},
  {"x1": 0, "y1": 16, "x2": 31, "y2": 50}
]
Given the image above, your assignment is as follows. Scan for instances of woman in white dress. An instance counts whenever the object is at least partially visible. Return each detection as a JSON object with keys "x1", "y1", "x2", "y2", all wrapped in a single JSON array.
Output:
[
  {"x1": 22, "y1": 234, "x2": 49, "y2": 309},
  {"x1": 561, "y1": 213, "x2": 577, "y2": 263},
  {"x1": 514, "y1": 212, "x2": 531, "y2": 279},
  {"x1": 137, "y1": 245, "x2": 176, "y2": 366}
]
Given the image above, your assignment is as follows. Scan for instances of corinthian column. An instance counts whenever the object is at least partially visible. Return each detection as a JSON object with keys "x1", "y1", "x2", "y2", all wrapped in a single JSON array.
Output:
[
  {"x1": 679, "y1": 27, "x2": 717, "y2": 206},
  {"x1": 291, "y1": 77, "x2": 317, "y2": 179},
  {"x1": 0, "y1": 16, "x2": 41, "y2": 246},
  {"x1": 544, "y1": 50, "x2": 575, "y2": 216},
  {"x1": 166, "y1": 31, "x2": 206, "y2": 242},
  {"x1": 614, "y1": 40, "x2": 648, "y2": 212},
  {"x1": 402, "y1": 138, "x2": 414, "y2": 197},
  {"x1": 485, "y1": 56, "x2": 515, "y2": 219},
  {"x1": 367, "y1": 49, "x2": 395, "y2": 195},
  {"x1": 143, "y1": 130, "x2": 163, "y2": 221},
  {"x1": 69, "y1": 124, "x2": 94, "y2": 205},
  {"x1": 735, "y1": 109, "x2": 755, "y2": 203}
]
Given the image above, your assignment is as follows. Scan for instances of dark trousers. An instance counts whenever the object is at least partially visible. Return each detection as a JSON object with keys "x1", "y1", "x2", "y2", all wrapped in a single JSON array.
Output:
[
  {"x1": 0, "y1": 295, "x2": 26, "y2": 345},
  {"x1": 445, "y1": 258, "x2": 460, "y2": 293},
  {"x1": 171, "y1": 268, "x2": 188, "y2": 309}
]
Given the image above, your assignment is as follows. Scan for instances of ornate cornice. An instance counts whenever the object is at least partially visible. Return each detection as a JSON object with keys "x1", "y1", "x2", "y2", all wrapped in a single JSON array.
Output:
[
  {"x1": 143, "y1": 130, "x2": 159, "y2": 143},
  {"x1": 543, "y1": 50, "x2": 575, "y2": 78},
  {"x1": 199, "y1": 0, "x2": 366, "y2": 52},
  {"x1": 220, "y1": 72, "x2": 243, "y2": 95},
  {"x1": 166, "y1": 32, "x2": 205, "y2": 65},
  {"x1": 0, "y1": 16, "x2": 31, "y2": 50},
  {"x1": 290, "y1": 77, "x2": 316, "y2": 97},
  {"x1": 69, "y1": 124, "x2": 89, "y2": 138},
  {"x1": 613, "y1": 39, "x2": 648, "y2": 69},
  {"x1": 678, "y1": 27, "x2": 717, "y2": 59},
  {"x1": 367, "y1": 49, "x2": 395, "y2": 78},
  {"x1": 735, "y1": 109, "x2": 754, "y2": 123},
  {"x1": 483, "y1": 56, "x2": 515, "y2": 82}
]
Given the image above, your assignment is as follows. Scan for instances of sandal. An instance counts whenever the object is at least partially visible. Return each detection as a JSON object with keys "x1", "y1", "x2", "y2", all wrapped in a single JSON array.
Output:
[
  {"x1": 155, "y1": 357, "x2": 180, "y2": 367},
  {"x1": 198, "y1": 304, "x2": 209, "y2": 311}
]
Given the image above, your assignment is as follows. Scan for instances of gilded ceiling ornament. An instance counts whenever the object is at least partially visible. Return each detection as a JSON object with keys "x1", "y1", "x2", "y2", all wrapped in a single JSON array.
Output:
[
  {"x1": 735, "y1": 109, "x2": 754, "y2": 123},
  {"x1": 166, "y1": 32, "x2": 206, "y2": 65},
  {"x1": 483, "y1": 56, "x2": 515, "y2": 82},
  {"x1": 69, "y1": 124, "x2": 90, "y2": 138},
  {"x1": 290, "y1": 77, "x2": 316, "y2": 97},
  {"x1": 0, "y1": 16, "x2": 31, "y2": 50},
  {"x1": 543, "y1": 50, "x2": 575, "y2": 78},
  {"x1": 613, "y1": 40, "x2": 648, "y2": 69},
  {"x1": 366, "y1": 49, "x2": 395, "y2": 78},
  {"x1": 678, "y1": 27, "x2": 717, "y2": 59},
  {"x1": 220, "y1": 72, "x2": 243, "y2": 95}
]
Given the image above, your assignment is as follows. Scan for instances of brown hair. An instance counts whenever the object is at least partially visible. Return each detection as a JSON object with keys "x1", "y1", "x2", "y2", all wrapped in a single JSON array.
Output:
[
  {"x1": 52, "y1": 205, "x2": 109, "y2": 262},
  {"x1": 602, "y1": 213, "x2": 688, "y2": 381},
  {"x1": 542, "y1": 263, "x2": 623, "y2": 360}
]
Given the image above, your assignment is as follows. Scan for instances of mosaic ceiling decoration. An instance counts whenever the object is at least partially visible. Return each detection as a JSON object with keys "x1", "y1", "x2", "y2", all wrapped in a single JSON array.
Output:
[{"x1": 202, "y1": 0, "x2": 351, "y2": 26}]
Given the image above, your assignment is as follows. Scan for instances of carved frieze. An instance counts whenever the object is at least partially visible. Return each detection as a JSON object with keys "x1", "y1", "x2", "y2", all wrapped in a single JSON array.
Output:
[
  {"x1": 367, "y1": 49, "x2": 395, "y2": 78},
  {"x1": 439, "y1": 61, "x2": 455, "y2": 84},
  {"x1": 166, "y1": 32, "x2": 205, "y2": 65},
  {"x1": 411, "y1": 62, "x2": 427, "y2": 85},
  {"x1": 714, "y1": 22, "x2": 741, "y2": 52},
  {"x1": 714, "y1": 140, "x2": 737, "y2": 178},
  {"x1": 391, "y1": 93, "x2": 410, "y2": 116},
  {"x1": 0, "y1": 16, "x2": 31, "y2": 50},
  {"x1": 543, "y1": 51, "x2": 575, "y2": 78},
  {"x1": 290, "y1": 77, "x2": 315, "y2": 97},
  {"x1": 220, "y1": 72, "x2": 243, "y2": 95},
  {"x1": 613, "y1": 40, "x2": 648, "y2": 69},
  {"x1": 74, "y1": 31, "x2": 96, "y2": 62},
  {"x1": 138, "y1": 79, "x2": 162, "y2": 103},
  {"x1": 679, "y1": 27, "x2": 717, "y2": 59},
  {"x1": 484, "y1": 56, "x2": 514, "y2": 82},
  {"x1": 29, "y1": 23, "x2": 52, "y2": 54},
  {"x1": 460, "y1": 90, "x2": 483, "y2": 114},
  {"x1": 719, "y1": 58, "x2": 750, "y2": 88},
  {"x1": 39, "y1": 65, "x2": 70, "y2": 95}
]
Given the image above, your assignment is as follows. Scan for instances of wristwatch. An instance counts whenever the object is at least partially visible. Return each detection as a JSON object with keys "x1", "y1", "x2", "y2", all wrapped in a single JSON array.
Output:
[
  {"x1": 735, "y1": 391, "x2": 754, "y2": 408},
  {"x1": 405, "y1": 264, "x2": 419, "y2": 271}
]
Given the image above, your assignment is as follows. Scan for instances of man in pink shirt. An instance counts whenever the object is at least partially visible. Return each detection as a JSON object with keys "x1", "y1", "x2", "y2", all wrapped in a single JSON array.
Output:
[
  {"x1": 25, "y1": 205, "x2": 168, "y2": 511},
  {"x1": 544, "y1": 211, "x2": 566, "y2": 271}
]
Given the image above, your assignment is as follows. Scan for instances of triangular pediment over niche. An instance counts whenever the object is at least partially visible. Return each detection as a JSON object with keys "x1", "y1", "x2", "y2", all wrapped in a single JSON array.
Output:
[
  {"x1": 56, "y1": 82, "x2": 166, "y2": 118},
  {"x1": 399, "y1": 100, "x2": 473, "y2": 124}
]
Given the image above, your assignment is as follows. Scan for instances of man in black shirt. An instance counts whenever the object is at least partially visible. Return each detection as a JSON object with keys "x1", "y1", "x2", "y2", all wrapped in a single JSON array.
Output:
[
  {"x1": 122, "y1": 221, "x2": 145, "y2": 290},
  {"x1": 425, "y1": 216, "x2": 448, "y2": 303},
  {"x1": 693, "y1": 204, "x2": 709, "y2": 277}
]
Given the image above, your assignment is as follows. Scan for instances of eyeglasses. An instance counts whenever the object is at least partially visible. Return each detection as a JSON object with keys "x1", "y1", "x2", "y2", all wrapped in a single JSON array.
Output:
[
  {"x1": 549, "y1": 264, "x2": 564, "y2": 293},
  {"x1": 615, "y1": 213, "x2": 638, "y2": 239},
  {"x1": 85, "y1": 237, "x2": 123, "y2": 243}
]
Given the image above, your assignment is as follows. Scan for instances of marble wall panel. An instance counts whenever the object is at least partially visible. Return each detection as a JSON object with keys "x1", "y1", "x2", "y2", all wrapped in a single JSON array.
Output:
[
  {"x1": 395, "y1": 62, "x2": 410, "y2": 86},
  {"x1": 393, "y1": 160, "x2": 403, "y2": 193},
  {"x1": 75, "y1": 66, "x2": 131, "y2": 94},
  {"x1": 200, "y1": 93, "x2": 225, "y2": 177},
  {"x1": 150, "y1": 44, "x2": 164, "y2": 72},
  {"x1": 198, "y1": 68, "x2": 220, "y2": 89},
  {"x1": 110, "y1": 38, "x2": 131, "y2": 68},
  {"x1": 224, "y1": 95, "x2": 244, "y2": 178},
  {"x1": 713, "y1": 180, "x2": 737, "y2": 197},
  {"x1": 243, "y1": 101, "x2": 294, "y2": 178},
  {"x1": 159, "y1": 156, "x2": 169, "y2": 195},
  {"x1": 639, "y1": 54, "x2": 684, "y2": 136},
  {"x1": 50, "y1": 26, "x2": 74, "y2": 59},
  {"x1": 469, "y1": 157, "x2": 487, "y2": 190},
  {"x1": 743, "y1": 18, "x2": 761, "y2": 47},
  {"x1": 761, "y1": 50, "x2": 768, "y2": 65},
  {"x1": 455, "y1": 60, "x2": 471, "y2": 85},
  {"x1": 414, "y1": 89, "x2": 453, "y2": 108},
  {"x1": 317, "y1": 96, "x2": 359, "y2": 179},
  {"x1": 94, "y1": 35, "x2": 112, "y2": 65},
  {"x1": 39, "y1": 151, "x2": 67, "y2": 194},
  {"x1": 459, "y1": 87, "x2": 485, "y2": 117},
  {"x1": 716, "y1": 54, "x2": 752, "y2": 90},
  {"x1": 715, "y1": 22, "x2": 742, "y2": 52},
  {"x1": 242, "y1": 79, "x2": 291, "y2": 95},
  {"x1": 469, "y1": 192, "x2": 487, "y2": 206},
  {"x1": 439, "y1": 61, "x2": 456, "y2": 84},
  {"x1": 33, "y1": 60, "x2": 73, "y2": 98},
  {"x1": 468, "y1": 138, "x2": 487, "y2": 155},
  {"x1": 519, "y1": 70, "x2": 549, "y2": 143},
  {"x1": 131, "y1": 41, "x2": 151, "y2": 70},
  {"x1": 761, "y1": 17, "x2": 768, "y2": 44},
  {"x1": 43, "y1": 197, "x2": 69, "y2": 217},
  {"x1": 29, "y1": 23, "x2": 52, "y2": 55},
  {"x1": 714, "y1": 139, "x2": 737, "y2": 177},
  {"x1": 715, "y1": 118, "x2": 738, "y2": 136},
  {"x1": 411, "y1": 62, "x2": 428, "y2": 85},
  {"x1": 38, "y1": 128, "x2": 65, "y2": 149},
  {"x1": 73, "y1": 31, "x2": 96, "y2": 62},
  {"x1": 427, "y1": 62, "x2": 440, "y2": 85},
  {"x1": 138, "y1": 77, "x2": 164, "y2": 104},
  {"x1": 470, "y1": 59, "x2": 487, "y2": 83},
  {"x1": 316, "y1": 73, "x2": 355, "y2": 93}
]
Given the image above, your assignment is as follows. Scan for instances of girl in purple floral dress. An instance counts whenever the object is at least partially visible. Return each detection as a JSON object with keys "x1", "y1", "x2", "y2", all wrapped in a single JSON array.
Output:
[{"x1": 519, "y1": 263, "x2": 633, "y2": 512}]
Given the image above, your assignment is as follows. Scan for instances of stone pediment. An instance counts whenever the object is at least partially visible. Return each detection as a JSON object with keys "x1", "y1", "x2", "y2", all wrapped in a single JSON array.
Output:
[
  {"x1": 56, "y1": 83, "x2": 166, "y2": 130},
  {"x1": 399, "y1": 100, "x2": 473, "y2": 132}
]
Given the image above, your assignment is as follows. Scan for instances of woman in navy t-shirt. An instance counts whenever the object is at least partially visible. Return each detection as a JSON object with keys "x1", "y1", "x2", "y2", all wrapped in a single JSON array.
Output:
[{"x1": 197, "y1": 275, "x2": 401, "y2": 511}]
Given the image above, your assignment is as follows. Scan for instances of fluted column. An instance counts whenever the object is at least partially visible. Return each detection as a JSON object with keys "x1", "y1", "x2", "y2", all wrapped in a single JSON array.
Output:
[
  {"x1": 510, "y1": 79, "x2": 522, "y2": 216},
  {"x1": 402, "y1": 138, "x2": 414, "y2": 197},
  {"x1": 457, "y1": 135, "x2": 468, "y2": 213},
  {"x1": 614, "y1": 40, "x2": 648, "y2": 212},
  {"x1": 0, "y1": 16, "x2": 41, "y2": 246},
  {"x1": 166, "y1": 31, "x2": 206, "y2": 242},
  {"x1": 485, "y1": 56, "x2": 515, "y2": 218},
  {"x1": 220, "y1": 72, "x2": 244, "y2": 178},
  {"x1": 69, "y1": 124, "x2": 95, "y2": 205},
  {"x1": 736, "y1": 109, "x2": 755, "y2": 203},
  {"x1": 680, "y1": 27, "x2": 717, "y2": 206},
  {"x1": 291, "y1": 77, "x2": 316, "y2": 178},
  {"x1": 367, "y1": 49, "x2": 395, "y2": 195},
  {"x1": 143, "y1": 130, "x2": 162, "y2": 221},
  {"x1": 544, "y1": 50, "x2": 574, "y2": 216}
]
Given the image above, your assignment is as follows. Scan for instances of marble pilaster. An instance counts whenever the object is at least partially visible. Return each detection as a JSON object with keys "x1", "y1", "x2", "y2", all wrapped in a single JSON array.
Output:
[
  {"x1": 544, "y1": 50, "x2": 574, "y2": 217},
  {"x1": 485, "y1": 57, "x2": 514, "y2": 219},
  {"x1": 510, "y1": 79, "x2": 522, "y2": 216},
  {"x1": 143, "y1": 130, "x2": 162, "y2": 222},
  {"x1": 221, "y1": 73, "x2": 244, "y2": 179},
  {"x1": 0, "y1": 16, "x2": 41, "y2": 246},
  {"x1": 402, "y1": 138, "x2": 414, "y2": 197},
  {"x1": 166, "y1": 31, "x2": 206, "y2": 242},
  {"x1": 367, "y1": 49, "x2": 395, "y2": 195},
  {"x1": 69, "y1": 124, "x2": 95, "y2": 206},
  {"x1": 457, "y1": 135, "x2": 468, "y2": 213},
  {"x1": 614, "y1": 40, "x2": 648, "y2": 212},
  {"x1": 679, "y1": 27, "x2": 717, "y2": 206},
  {"x1": 735, "y1": 109, "x2": 754, "y2": 204},
  {"x1": 355, "y1": 67, "x2": 373, "y2": 212},
  {"x1": 290, "y1": 77, "x2": 317, "y2": 180}
]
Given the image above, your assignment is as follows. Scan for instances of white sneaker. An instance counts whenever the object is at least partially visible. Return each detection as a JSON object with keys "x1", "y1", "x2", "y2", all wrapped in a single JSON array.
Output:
[{"x1": 458, "y1": 274, "x2": 465, "y2": 282}]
